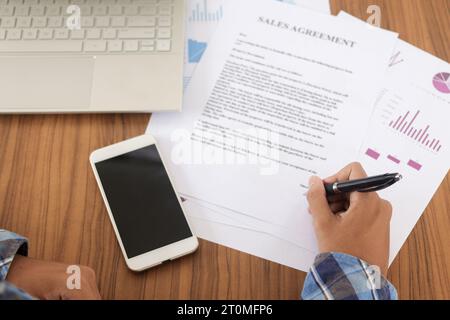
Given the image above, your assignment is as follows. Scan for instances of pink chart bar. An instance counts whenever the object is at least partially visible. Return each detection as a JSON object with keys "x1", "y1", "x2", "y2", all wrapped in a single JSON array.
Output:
[
  {"x1": 420, "y1": 126, "x2": 429, "y2": 142},
  {"x1": 387, "y1": 155, "x2": 400, "y2": 164},
  {"x1": 404, "y1": 110, "x2": 420, "y2": 134},
  {"x1": 366, "y1": 148, "x2": 380, "y2": 160},
  {"x1": 397, "y1": 111, "x2": 410, "y2": 130},
  {"x1": 393, "y1": 116, "x2": 401, "y2": 128},
  {"x1": 407, "y1": 160, "x2": 422, "y2": 171},
  {"x1": 430, "y1": 139, "x2": 436, "y2": 149},
  {"x1": 415, "y1": 129, "x2": 422, "y2": 140},
  {"x1": 432, "y1": 139, "x2": 440, "y2": 150}
]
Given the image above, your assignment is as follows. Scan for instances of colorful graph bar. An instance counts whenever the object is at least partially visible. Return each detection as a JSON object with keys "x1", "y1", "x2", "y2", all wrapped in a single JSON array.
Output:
[
  {"x1": 396, "y1": 111, "x2": 409, "y2": 130},
  {"x1": 414, "y1": 129, "x2": 422, "y2": 140},
  {"x1": 407, "y1": 160, "x2": 422, "y2": 171},
  {"x1": 389, "y1": 110, "x2": 442, "y2": 153},
  {"x1": 365, "y1": 148, "x2": 423, "y2": 171},
  {"x1": 189, "y1": 0, "x2": 224, "y2": 22},
  {"x1": 366, "y1": 148, "x2": 380, "y2": 160},
  {"x1": 433, "y1": 140, "x2": 440, "y2": 150},
  {"x1": 387, "y1": 155, "x2": 400, "y2": 164},
  {"x1": 403, "y1": 110, "x2": 419, "y2": 134}
]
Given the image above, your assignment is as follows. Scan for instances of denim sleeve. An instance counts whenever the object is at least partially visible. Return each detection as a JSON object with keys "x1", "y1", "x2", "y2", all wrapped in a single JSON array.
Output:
[
  {"x1": 0, "y1": 229, "x2": 28, "y2": 281},
  {"x1": 301, "y1": 252, "x2": 398, "y2": 300},
  {"x1": 0, "y1": 229, "x2": 34, "y2": 300},
  {"x1": 0, "y1": 282, "x2": 34, "y2": 300}
]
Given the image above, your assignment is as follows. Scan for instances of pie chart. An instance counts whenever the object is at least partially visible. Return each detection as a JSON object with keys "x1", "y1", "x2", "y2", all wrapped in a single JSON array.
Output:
[{"x1": 432, "y1": 72, "x2": 450, "y2": 94}]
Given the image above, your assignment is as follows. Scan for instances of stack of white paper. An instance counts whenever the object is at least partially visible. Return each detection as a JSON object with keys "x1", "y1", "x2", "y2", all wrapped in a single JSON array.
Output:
[{"x1": 147, "y1": 0, "x2": 450, "y2": 272}]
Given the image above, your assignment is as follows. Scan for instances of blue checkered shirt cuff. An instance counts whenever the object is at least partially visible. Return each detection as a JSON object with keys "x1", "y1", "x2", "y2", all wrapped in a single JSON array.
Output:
[
  {"x1": 301, "y1": 252, "x2": 398, "y2": 300},
  {"x1": 0, "y1": 229, "x2": 28, "y2": 281}
]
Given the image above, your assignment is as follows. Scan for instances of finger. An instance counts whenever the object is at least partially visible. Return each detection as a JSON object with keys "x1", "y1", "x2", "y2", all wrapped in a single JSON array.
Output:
[
  {"x1": 346, "y1": 190, "x2": 381, "y2": 223},
  {"x1": 327, "y1": 193, "x2": 348, "y2": 203},
  {"x1": 324, "y1": 162, "x2": 368, "y2": 184},
  {"x1": 327, "y1": 162, "x2": 371, "y2": 209},
  {"x1": 380, "y1": 199, "x2": 393, "y2": 220},
  {"x1": 329, "y1": 201, "x2": 347, "y2": 214},
  {"x1": 307, "y1": 176, "x2": 334, "y2": 226}
]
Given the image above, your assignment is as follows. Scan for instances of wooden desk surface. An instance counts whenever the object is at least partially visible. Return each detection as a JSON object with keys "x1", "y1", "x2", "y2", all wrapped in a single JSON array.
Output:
[{"x1": 0, "y1": 0, "x2": 449, "y2": 300}]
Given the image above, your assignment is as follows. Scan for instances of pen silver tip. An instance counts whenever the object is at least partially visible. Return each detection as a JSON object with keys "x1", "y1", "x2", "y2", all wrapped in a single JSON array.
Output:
[{"x1": 395, "y1": 173, "x2": 403, "y2": 181}]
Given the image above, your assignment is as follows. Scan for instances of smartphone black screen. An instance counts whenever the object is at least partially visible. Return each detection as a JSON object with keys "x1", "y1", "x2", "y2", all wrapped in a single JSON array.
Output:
[{"x1": 95, "y1": 144, "x2": 192, "y2": 259}]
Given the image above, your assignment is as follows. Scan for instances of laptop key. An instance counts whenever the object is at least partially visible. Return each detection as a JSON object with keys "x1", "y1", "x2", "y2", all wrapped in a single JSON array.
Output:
[
  {"x1": 15, "y1": 6, "x2": 31, "y2": 17},
  {"x1": 118, "y1": 28, "x2": 155, "y2": 39},
  {"x1": 157, "y1": 27, "x2": 171, "y2": 39},
  {"x1": 54, "y1": 28, "x2": 69, "y2": 39},
  {"x1": 6, "y1": 29, "x2": 22, "y2": 40},
  {"x1": 86, "y1": 29, "x2": 102, "y2": 39},
  {"x1": 158, "y1": 16, "x2": 171, "y2": 27},
  {"x1": 124, "y1": 40, "x2": 139, "y2": 51},
  {"x1": 0, "y1": 7, "x2": 14, "y2": 16},
  {"x1": 127, "y1": 16, "x2": 156, "y2": 27},
  {"x1": 156, "y1": 39, "x2": 170, "y2": 51},
  {"x1": 30, "y1": 6, "x2": 45, "y2": 16},
  {"x1": 38, "y1": 28, "x2": 53, "y2": 39},
  {"x1": 0, "y1": 40, "x2": 83, "y2": 52},
  {"x1": 107, "y1": 40, "x2": 123, "y2": 52},
  {"x1": 111, "y1": 16, "x2": 126, "y2": 27},
  {"x1": 17, "y1": 17, "x2": 32, "y2": 28},
  {"x1": 70, "y1": 29, "x2": 85, "y2": 40},
  {"x1": 109, "y1": 5, "x2": 123, "y2": 16},
  {"x1": 32, "y1": 17, "x2": 47, "y2": 27},
  {"x1": 84, "y1": 40, "x2": 107, "y2": 52},
  {"x1": 140, "y1": 5, "x2": 157, "y2": 15},
  {"x1": 103, "y1": 29, "x2": 117, "y2": 39},
  {"x1": 141, "y1": 39, "x2": 154, "y2": 51},
  {"x1": 1, "y1": 17, "x2": 16, "y2": 28},
  {"x1": 23, "y1": 28, "x2": 38, "y2": 40}
]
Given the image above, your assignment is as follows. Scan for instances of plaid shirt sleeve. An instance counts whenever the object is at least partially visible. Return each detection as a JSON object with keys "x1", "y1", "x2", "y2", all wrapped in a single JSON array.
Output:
[
  {"x1": 0, "y1": 229, "x2": 33, "y2": 300},
  {"x1": 301, "y1": 252, "x2": 398, "y2": 300}
]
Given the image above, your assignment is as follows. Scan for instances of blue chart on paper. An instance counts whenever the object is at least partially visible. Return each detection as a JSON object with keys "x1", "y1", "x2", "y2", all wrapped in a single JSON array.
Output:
[
  {"x1": 188, "y1": 0, "x2": 224, "y2": 22},
  {"x1": 188, "y1": 39, "x2": 208, "y2": 63}
]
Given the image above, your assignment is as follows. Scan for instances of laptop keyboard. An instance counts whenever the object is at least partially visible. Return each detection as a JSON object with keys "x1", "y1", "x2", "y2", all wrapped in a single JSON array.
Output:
[{"x1": 0, "y1": 0, "x2": 174, "y2": 54}]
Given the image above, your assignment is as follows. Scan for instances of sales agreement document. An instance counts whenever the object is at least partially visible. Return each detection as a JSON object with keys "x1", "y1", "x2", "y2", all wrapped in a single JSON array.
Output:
[
  {"x1": 182, "y1": 0, "x2": 331, "y2": 88},
  {"x1": 150, "y1": 0, "x2": 398, "y2": 254}
]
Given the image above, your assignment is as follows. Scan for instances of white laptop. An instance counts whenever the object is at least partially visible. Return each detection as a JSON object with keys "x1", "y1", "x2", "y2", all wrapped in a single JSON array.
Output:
[{"x1": 0, "y1": 0, "x2": 185, "y2": 113}]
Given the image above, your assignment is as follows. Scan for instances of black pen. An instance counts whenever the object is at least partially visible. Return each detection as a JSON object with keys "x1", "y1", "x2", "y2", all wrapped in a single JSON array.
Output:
[{"x1": 324, "y1": 173, "x2": 402, "y2": 196}]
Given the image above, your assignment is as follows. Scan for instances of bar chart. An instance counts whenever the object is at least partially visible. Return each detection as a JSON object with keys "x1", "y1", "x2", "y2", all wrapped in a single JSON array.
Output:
[
  {"x1": 188, "y1": 0, "x2": 224, "y2": 22},
  {"x1": 388, "y1": 109, "x2": 442, "y2": 153},
  {"x1": 365, "y1": 147, "x2": 423, "y2": 171}
]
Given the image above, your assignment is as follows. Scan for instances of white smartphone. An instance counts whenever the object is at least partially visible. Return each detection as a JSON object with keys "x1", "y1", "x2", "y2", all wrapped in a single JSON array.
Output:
[{"x1": 90, "y1": 134, "x2": 198, "y2": 271}]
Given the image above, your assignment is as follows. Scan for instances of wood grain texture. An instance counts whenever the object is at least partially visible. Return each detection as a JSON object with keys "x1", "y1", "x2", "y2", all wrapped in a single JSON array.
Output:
[{"x1": 0, "y1": 0, "x2": 448, "y2": 300}]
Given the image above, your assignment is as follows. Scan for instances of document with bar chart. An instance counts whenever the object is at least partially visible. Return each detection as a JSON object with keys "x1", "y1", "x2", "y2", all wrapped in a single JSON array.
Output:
[{"x1": 358, "y1": 39, "x2": 449, "y2": 263}]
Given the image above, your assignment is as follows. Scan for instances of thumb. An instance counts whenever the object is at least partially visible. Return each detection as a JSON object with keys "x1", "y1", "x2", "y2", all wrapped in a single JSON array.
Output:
[{"x1": 307, "y1": 176, "x2": 334, "y2": 226}]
